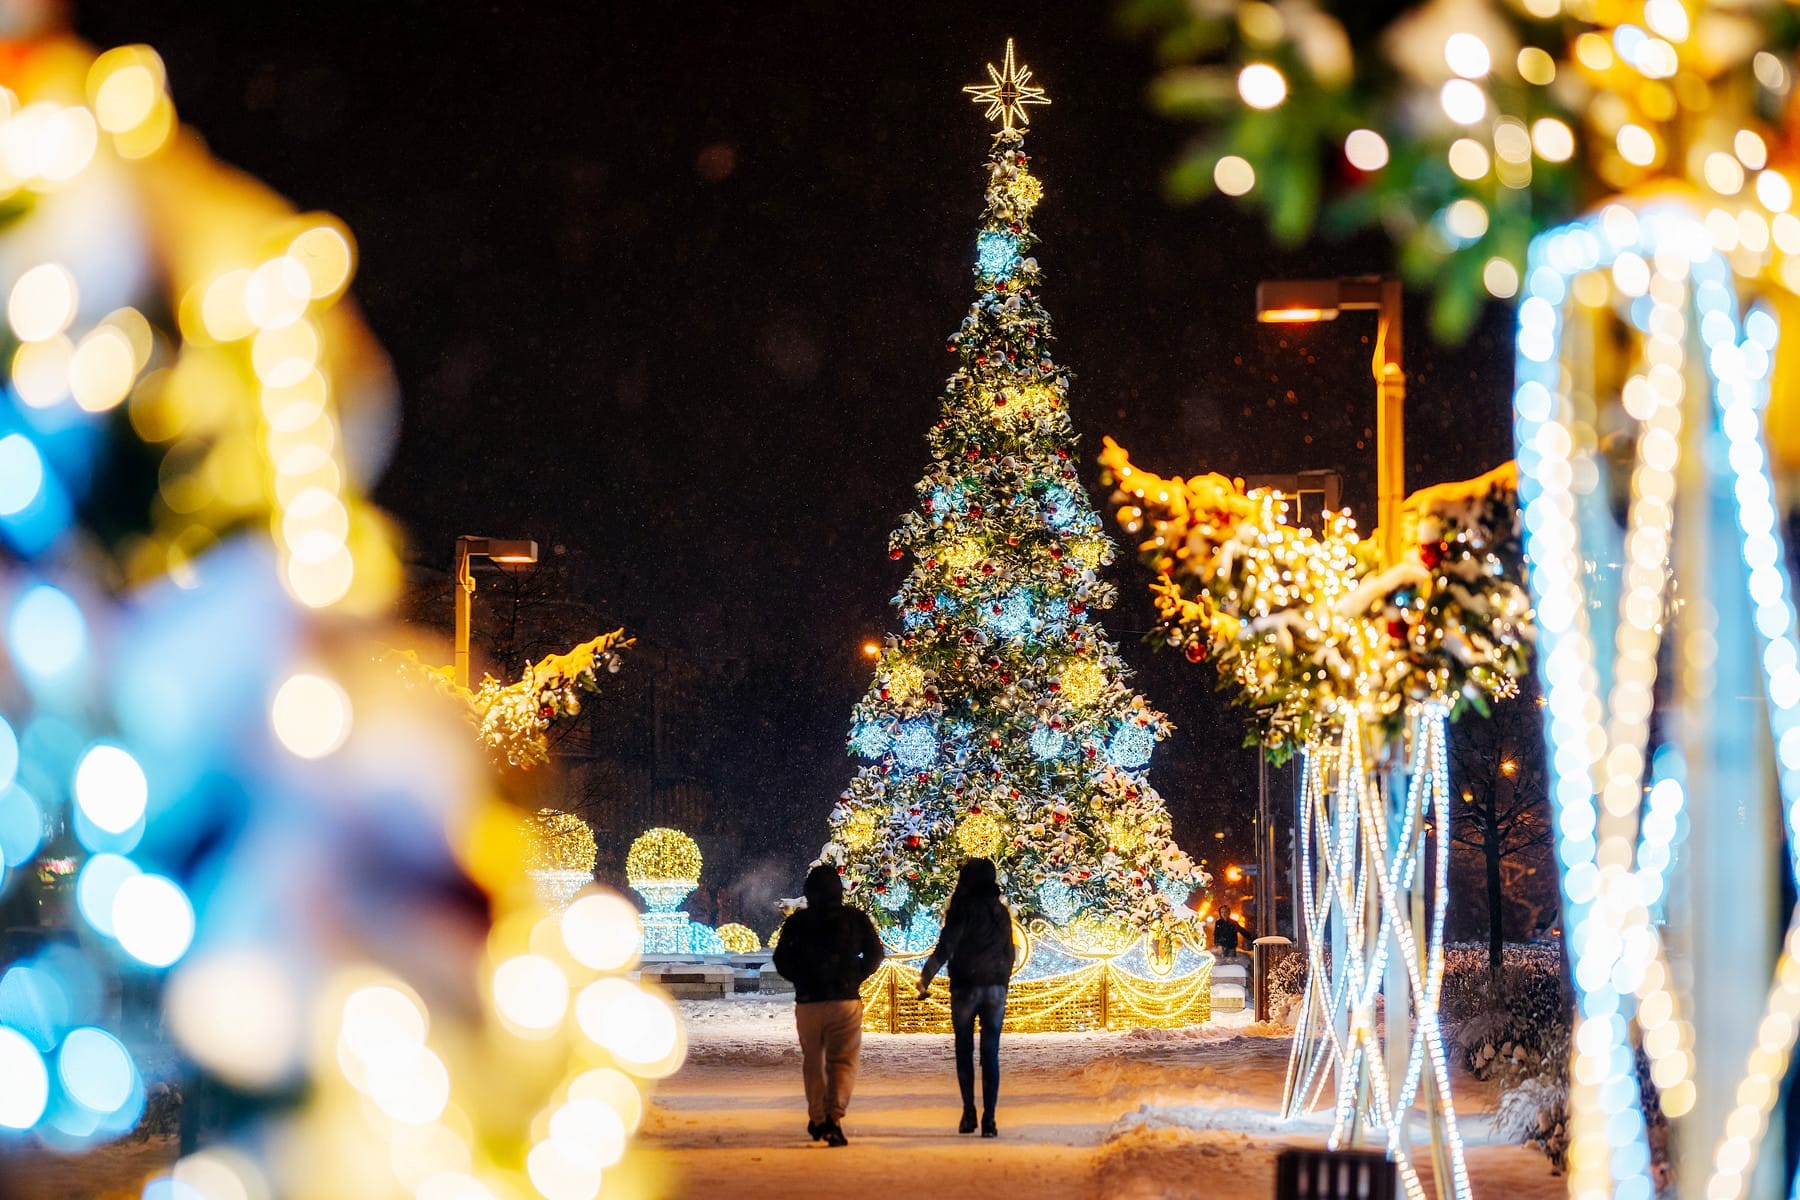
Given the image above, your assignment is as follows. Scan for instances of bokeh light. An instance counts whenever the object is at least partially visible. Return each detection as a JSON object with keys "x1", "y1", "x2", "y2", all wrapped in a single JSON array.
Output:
[
  {"x1": 0, "y1": 433, "x2": 47, "y2": 517},
  {"x1": 57, "y1": 1026, "x2": 136, "y2": 1115},
  {"x1": 1213, "y1": 154, "x2": 1254, "y2": 196},
  {"x1": 491, "y1": 954, "x2": 568, "y2": 1032},
  {"x1": 8, "y1": 262, "x2": 77, "y2": 343},
  {"x1": 1344, "y1": 128, "x2": 1388, "y2": 172},
  {"x1": 0, "y1": 1024, "x2": 48, "y2": 1128},
  {"x1": 526, "y1": 1138, "x2": 603, "y2": 1200},
  {"x1": 270, "y1": 671, "x2": 352, "y2": 759},
  {"x1": 73, "y1": 743, "x2": 148, "y2": 834},
  {"x1": 574, "y1": 978, "x2": 682, "y2": 1073},
  {"x1": 111, "y1": 873, "x2": 195, "y2": 967},
  {"x1": 8, "y1": 584, "x2": 87, "y2": 680},
  {"x1": 561, "y1": 892, "x2": 641, "y2": 971},
  {"x1": 166, "y1": 950, "x2": 301, "y2": 1089},
  {"x1": 1236, "y1": 63, "x2": 1287, "y2": 109}
]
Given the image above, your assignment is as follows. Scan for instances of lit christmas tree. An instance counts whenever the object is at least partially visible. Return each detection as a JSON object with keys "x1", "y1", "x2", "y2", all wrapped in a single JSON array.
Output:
[{"x1": 818, "y1": 41, "x2": 1203, "y2": 943}]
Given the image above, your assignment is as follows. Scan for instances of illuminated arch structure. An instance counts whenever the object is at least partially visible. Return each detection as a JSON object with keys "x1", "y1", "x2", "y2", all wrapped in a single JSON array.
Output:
[{"x1": 1514, "y1": 200, "x2": 1797, "y2": 1200}]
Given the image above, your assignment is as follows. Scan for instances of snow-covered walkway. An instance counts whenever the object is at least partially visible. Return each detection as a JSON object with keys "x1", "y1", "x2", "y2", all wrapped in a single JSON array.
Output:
[{"x1": 640, "y1": 996, "x2": 1564, "y2": 1199}]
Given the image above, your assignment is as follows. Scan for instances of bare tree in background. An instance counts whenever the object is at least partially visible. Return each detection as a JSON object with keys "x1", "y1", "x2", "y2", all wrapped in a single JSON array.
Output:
[{"x1": 1450, "y1": 693, "x2": 1554, "y2": 979}]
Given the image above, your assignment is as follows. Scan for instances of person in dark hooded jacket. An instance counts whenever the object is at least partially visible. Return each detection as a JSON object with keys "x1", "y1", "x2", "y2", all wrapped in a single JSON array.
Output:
[
  {"x1": 916, "y1": 857, "x2": 1014, "y2": 1137},
  {"x1": 772, "y1": 864, "x2": 885, "y2": 1146}
]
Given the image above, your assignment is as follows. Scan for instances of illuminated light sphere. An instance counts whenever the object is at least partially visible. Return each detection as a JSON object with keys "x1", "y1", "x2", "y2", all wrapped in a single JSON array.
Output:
[
  {"x1": 625, "y1": 827, "x2": 702, "y2": 886},
  {"x1": 983, "y1": 589, "x2": 1034, "y2": 640},
  {"x1": 1008, "y1": 171, "x2": 1044, "y2": 214},
  {"x1": 1443, "y1": 33, "x2": 1491, "y2": 79},
  {"x1": 716, "y1": 923, "x2": 761, "y2": 954},
  {"x1": 57, "y1": 1026, "x2": 137, "y2": 1116},
  {"x1": 526, "y1": 1138, "x2": 603, "y2": 1200},
  {"x1": 956, "y1": 811, "x2": 1005, "y2": 859},
  {"x1": 896, "y1": 910, "x2": 943, "y2": 954},
  {"x1": 92, "y1": 62, "x2": 159, "y2": 134},
  {"x1": 570, "y1": 1065, "x2": 646, "y2": 1133},
  {"x1": 527, "y1": 809, "x2": 598, "y2": 875},
  {"x1": 288, "y1": 225, "x2": 354, "y2": 299},
  {"x1": 0, "y1": 719, "x2": 16, "y2": 793},
  {"x1": 975, "y1": 231, "x2": 1020, "y2": 279},
  {"x1": 1439, "y1": 78, "x2": 1486, "y2": 125},
  {"x1": 8, "y1": 263, "x2": 77, "y2": 343},
  {"x1": 886, "y1": 657, "x2": 925, "y2": 703},
  {"x1": 561, "y1": 891, "x2": 642, "y2": 971},
  {"x1": 850, "y1": 721, "x2": 890, "y2": 758},
  {"x1": 73, "y1": 744, "x2": 148, "y2": 835},
  {"x1": 8, "y1": 585, "x2": 86, "y2": 680},
  {"x1": 1030, "y1": 724, "x2": 1066, "y2": 760},
  {"x1": 110, "y1": 873, "x2": 195, "y2": 968},
  {"x1": 0, "y1": 1025, "x2": 48, "y2": 1129},
  {"x1": 269, "y1": 672, "x2": 352, "y2": 760},
  {"x1": 1060, "y1": 659, "x2": 1105, "y2": 707},
  {"x1": 1107, "y1": 722, "x2": 1156, "y2": 770},
  {"x1": 1447, "y1": 138, "x2": 1489, "y2": 181},
  {"x1": 836, "y1": 807, "x2": 880, "y2": 851},
  {"x1": 1037, "y1": 878, "x2": 1080, "y2": 925},
  {"x1": 1343, "y1": 129, "x2": 1388, "y2": 172},
  {"x1": 892, "y1": 718, "x2": 939, "y2": 769},
  {"x1": 1482, "y1": 258, "x2": 1520, "y2": 300},
  {"x1": 1236, "y1": 63, "x2": 1287, "y2": 110},
  {"x1": 0, "y1": 434, "x2": 45, "y2": 517},
  {"x1": 877, "y1": 877, "x2": 912, "y2": 911},
  {"x1": 1213, "y1": 154, "x2": 1255, "y2": 197},
  {"x1": 68, "y1": 327, "x2": 136, "y2": 413},
  {"x1": 1041, "y1": 484, "x2": 1077, "y2": 529},
  {"x1": 492, "y1": 954, "x2": 569, "y2": 1032},
  {"x1": 1517, "y1": 46, "x2": 1556, "y2": 85}
]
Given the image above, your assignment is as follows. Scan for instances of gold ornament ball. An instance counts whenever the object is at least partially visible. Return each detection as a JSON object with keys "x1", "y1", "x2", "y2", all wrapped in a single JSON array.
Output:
[
  {"x1": 626, "y1": 827, "x2": 703, "y2": 885},
  {"x1": 717, "y1": 923, "x2": 761, "y2": 954},
  {"x1": 526, "y1": 808, "x2": 597, "y2": 875},
  {"x1": 956, "y1": 811, "x2": 1004, "y2": 859}
]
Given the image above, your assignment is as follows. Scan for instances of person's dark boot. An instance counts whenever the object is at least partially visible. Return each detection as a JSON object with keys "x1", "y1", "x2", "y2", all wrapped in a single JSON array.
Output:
[
  {"x1": 823, "y1": 1120, "x2": 849, "y2": 1147},
  {"x1": 959, "y1": 1106, "x2": 978, "y2": 1134},
  {"x1": 807, "y1": 1121, "x2": 826, "y2": 1142},
  {"x1": 980, "y1": 1112, "x2": 997, "y2": 1138}
]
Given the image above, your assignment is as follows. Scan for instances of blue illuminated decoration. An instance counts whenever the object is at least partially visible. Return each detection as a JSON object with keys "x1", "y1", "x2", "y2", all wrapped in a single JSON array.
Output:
[
  {"x1": 892, "y1": 719, "x2": 939, "y2": 769},
  {"x1": 888, "y1": 909, "x2": 943, "y2": 953},
  {"x1": 930, "y1": 486, "x2": 966, "y2": 521},
  {"x1": 903, "y1": 607, "x2": 930, "y2": 631},
  {"x1": 1029, "y1": 724, "x2": 1066, "y2": 760},
  {"x1": 877, "y1": 878, "x2": 912, "y2": 911},
  {"x1": 1107, "y1": 722, "x2": 1155, "y2": 770},
  {"x1": 689, "y1": 924, "x2": 726, "y2": 955},
  {"x1": 935, "y1": 592, "x2": 959, "y2": 615},
  {"x1": 984, "y1": 589, "x2": 1033, "y2": 640},
  {"x1": 851, "y1": 722, "x2": 890, "y2": 759},
  {"x1": 1042, "y1": 598, "x2": 1069, "y2": 625},
  {"x1": 1037, "y1": 878, "x2": 1079, "y2": 925},
  {"x1": 975, "y1": 231, "x2": 1020, "y2": 279},
  {"x1": 1042, "y1": 485, "x2": 1077, "y2": 529}
]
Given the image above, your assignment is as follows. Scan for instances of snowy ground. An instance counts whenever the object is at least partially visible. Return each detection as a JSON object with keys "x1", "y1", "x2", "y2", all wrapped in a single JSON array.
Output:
[{"x1": 640, "y1": 995, "x2": 1564, "y2": 1200}]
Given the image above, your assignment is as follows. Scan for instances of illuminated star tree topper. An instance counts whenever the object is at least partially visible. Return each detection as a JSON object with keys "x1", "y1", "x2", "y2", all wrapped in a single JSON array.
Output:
[{"x1": 963, "y1": 37, "x2": 1050, "y2": 131}]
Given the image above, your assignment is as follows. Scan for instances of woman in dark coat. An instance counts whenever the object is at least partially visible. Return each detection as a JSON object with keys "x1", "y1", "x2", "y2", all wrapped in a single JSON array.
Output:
[{"x1": 915, "y1": 857, "x2": 1014, "y2": 1137}]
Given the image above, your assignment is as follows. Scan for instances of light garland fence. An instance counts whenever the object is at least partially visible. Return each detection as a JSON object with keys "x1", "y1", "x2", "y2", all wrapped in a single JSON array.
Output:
[
  {"x1": 1282, "y1": 704, "x2": 1469, "y2": 1200},
  {"x1": 859, "y1": 921, "x2": 1213, "y2": 1034},
  {"x1": 1513, "y1": 199, "x2": 1796, "y2": 1200}
]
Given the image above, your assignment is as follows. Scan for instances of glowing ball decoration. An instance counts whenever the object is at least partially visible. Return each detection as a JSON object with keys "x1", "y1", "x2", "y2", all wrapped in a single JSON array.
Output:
[
  {"x1": 1037, "y1": 878, "x2": 1080, "y2": 925},
  {"x1": 1029, "y1": 724, "x2": 1066, "y2": 760},
  {"x1": 956, "y1": 811, "x2": 1005, "y2": 859},
  {"x1": 850, "y1": 721, "x2": 890, "y2": 759},
  {"x1": 892, "y1": 719, "x2": 939, "y2": 769},
  {"x1": 1059, "y1": 658, "x2": 1104, "y2": 707},
  {"x1": 716, "y1": 923, "x2": 761, "y2": 954},
  {"x1": 877, "y1": 877, "x2": 912, "y2": 911},
  {"x1": 1107, "y1": 722, "x2": 1155, "y2": 770},
  {"x1": 975, "y1": 230, "x2": 1020, "y2": 279},
  {"x1": 625, "y1": 827, "x2": 702, "y2": 890},
  {"x1": 525, "y1": 809, "x2": 598, "y2": 912},
  {"x1": 983, "y1": 590, "x2": 1033, "y2": 640}
]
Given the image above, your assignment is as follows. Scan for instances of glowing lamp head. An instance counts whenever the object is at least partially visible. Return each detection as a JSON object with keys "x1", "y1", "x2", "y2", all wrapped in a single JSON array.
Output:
[
  {"x1": 861, "y1": 641, "x2": 880, "y2": 659},
  {"x1": 1255, "y1": 280, "x2": 1342, "y2": 324}
]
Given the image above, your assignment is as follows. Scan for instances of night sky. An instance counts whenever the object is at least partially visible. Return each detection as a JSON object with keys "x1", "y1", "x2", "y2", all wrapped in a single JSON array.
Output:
[{"x1": 78, "y1": 2, "x2": 1518, "y2": 888}]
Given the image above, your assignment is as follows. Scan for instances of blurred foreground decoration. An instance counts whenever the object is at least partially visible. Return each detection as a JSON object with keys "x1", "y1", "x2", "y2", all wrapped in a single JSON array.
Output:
[
  {"x1": 1103, "y1": 445, "x2": 1531, "y2": 1200},
  {"x1": 388, "y1": 628, "x2": 634, "y2": 770},
  {"x1": 1124, "y1": 0, "x2": 1800, "y2": 340},
  {"x1": 0, "y1": 28, "x2": 679, "y2": 1200}
]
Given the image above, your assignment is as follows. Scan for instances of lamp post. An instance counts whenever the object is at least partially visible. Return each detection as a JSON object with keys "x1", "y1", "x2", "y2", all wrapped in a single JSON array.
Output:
[
  {"x1": 1255, "y1": 276, "x2": 1405, "y2": 567},
  {"x1": 453, "y1": 536, "x2": 539, "y2": 688}
]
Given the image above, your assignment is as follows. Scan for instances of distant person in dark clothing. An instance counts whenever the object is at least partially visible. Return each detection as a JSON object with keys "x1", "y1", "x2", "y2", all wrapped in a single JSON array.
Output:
[
  {"x1": 916, "y1": 857, "x2": 1014, "y2": 1138},
  {"x1": 1213, "y1": 907, "x2": 1246, "y2": 961},
  {"x1": 772, "y1": 864, "x2": 885, "y2": 1147}
]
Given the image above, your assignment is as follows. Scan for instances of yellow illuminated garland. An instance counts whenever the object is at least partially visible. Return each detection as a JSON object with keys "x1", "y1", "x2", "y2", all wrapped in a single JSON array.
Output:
[{"x1": 625, "y1": 827, "x2": 703, "y2": 886}]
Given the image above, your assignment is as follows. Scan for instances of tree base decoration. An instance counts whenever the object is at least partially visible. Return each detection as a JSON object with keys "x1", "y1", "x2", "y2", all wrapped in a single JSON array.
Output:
[{"x1": 1102, "y1": 442, "x2": 1531, "y2": 1200}]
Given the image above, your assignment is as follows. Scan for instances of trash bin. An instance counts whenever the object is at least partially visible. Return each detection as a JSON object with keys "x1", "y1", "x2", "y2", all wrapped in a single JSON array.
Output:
[
  {"x1": 1253, "y1": 935, "x2": 1294, "y2": 1022},
  {"x1": 1274, "y1": 1148, "x2": 1397, "y2": 1200}
]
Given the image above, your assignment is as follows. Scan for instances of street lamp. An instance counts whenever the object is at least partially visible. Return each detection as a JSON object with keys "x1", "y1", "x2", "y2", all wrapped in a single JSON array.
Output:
[
  {"x1": 861, "y1": 641, "x2": 881, "y2": 659},
  {"x1": 1255, "y1": 276, "x2": 1406, "y2": 567},
  {"x1": 453, "y1": 536, "x2": 538, "y2": 688}
]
